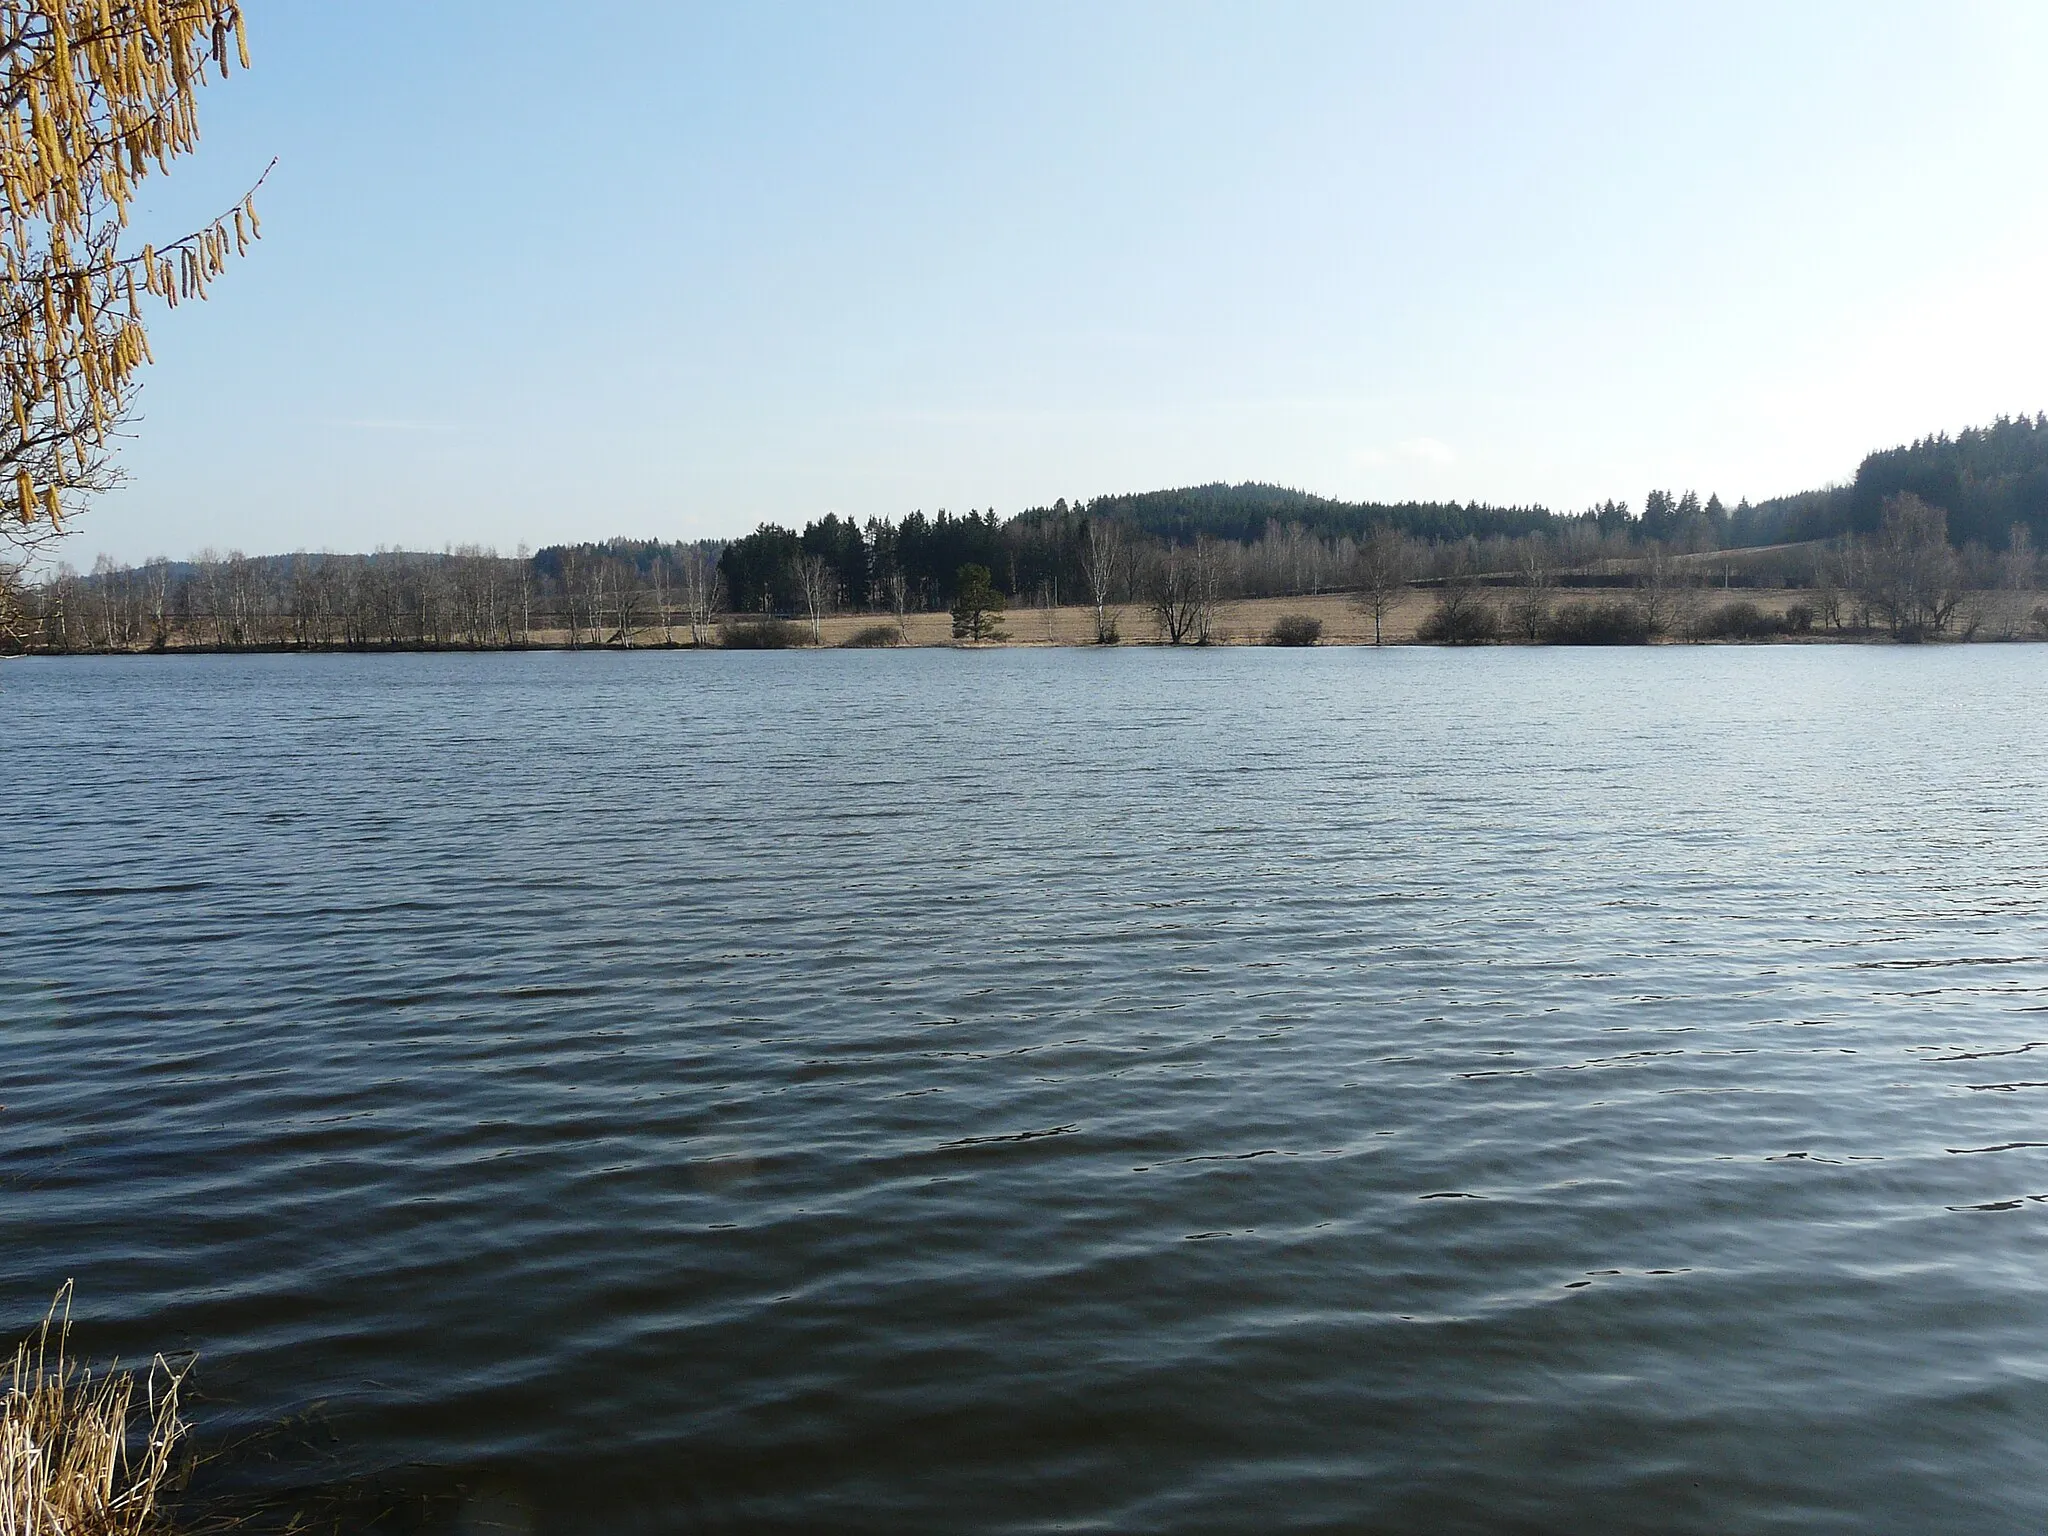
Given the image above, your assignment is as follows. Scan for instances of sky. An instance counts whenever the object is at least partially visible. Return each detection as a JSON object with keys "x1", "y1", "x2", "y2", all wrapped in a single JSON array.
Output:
[{"x1": 54, "y1": 0, "x2": 2048, "y2": 564}]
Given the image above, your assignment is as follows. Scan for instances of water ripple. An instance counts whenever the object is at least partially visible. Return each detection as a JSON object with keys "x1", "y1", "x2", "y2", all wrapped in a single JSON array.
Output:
[{"x1": 6, "y1": 646, "x2": 2048, "y2": 1533}]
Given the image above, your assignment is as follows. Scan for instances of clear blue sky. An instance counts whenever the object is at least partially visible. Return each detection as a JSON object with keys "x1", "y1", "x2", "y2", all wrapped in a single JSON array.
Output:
[{"x1": 65, "y1": 1, "x2": 2048, "y2": 564}]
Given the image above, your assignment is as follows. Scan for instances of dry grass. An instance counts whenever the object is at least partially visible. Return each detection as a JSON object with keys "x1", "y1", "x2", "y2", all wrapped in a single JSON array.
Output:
[
  {"x1": 3, "y1": 1285, "x2": 188, "y2": 1536},
  {"x1": 478, "y1": 585, "x2": 1844, "y2": 650}
]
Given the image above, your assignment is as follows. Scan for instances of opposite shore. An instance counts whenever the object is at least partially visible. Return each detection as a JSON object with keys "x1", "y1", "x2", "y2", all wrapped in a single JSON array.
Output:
[{"x1": 11, "y1": 583, "x2": 2047, "y2": 655}]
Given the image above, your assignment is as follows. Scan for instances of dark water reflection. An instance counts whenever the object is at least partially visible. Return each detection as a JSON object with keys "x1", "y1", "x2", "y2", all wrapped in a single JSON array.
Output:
[{"x1": 7, "y1": 647, "x2": 2048, "y2": 1533}]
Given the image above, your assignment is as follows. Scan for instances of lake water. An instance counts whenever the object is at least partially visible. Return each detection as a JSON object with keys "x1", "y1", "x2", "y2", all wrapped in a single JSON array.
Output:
[{"x1": 7, "y1": 647, "x2": 2048, "y2": 1533}]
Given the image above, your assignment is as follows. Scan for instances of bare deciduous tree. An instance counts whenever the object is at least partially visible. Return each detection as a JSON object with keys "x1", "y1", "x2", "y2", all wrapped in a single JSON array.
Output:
[
  {"x1": 1082, "y1": 518, "x2": 1126, "y2": 643},
  {"x1": 606, "y1": 557, "x2": 646, "y2": 646},
  {"x1": 1634, "y1": 547, "x2": 1678, "y2": 638},
  {"x1": 1150, "y1": 546, "x2": 1202, "y2": 644},
  {"x1": 1506, "y1": 538, "x2": 1557, "y2": 640},
  {"x1": 649, "y1": 554, "x2": 675, "y2": 645},
  {"x1": 1350, "y1": 525, "x2": 1412, "y2": 645},
  {"x1": 680, "y1": 544, "x2": 723, "y2": 647},
  {"x1": 795, "y1": 553, "x2": 835, "y2": 641},
  {"x1": 142, "y1": 556, "x2": 171, "y2": 648},
  {"x1": 1850, "y1": 492, "x2": 1962, "y2": 638},
  {"x1": 1190, "y1": 536, "x2": 1222, "y2": 643},
  {"x1": 558, "y1": 548, "x2": 585, "y2": 647},
  {"x1": 1994, "y1": 524, "x2": 2036, "y2": 640},
  {"x1": 0, "y1": 554, "x2": 26, "y2": 649},
  {"x1": 883, "y1": 567, "x2": 911, "y2": 643}
]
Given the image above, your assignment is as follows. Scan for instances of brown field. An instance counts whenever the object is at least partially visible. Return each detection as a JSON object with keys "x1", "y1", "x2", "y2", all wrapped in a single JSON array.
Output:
[{"x1": 585, "y1": 585, "x2": 1832, "y2": 649}]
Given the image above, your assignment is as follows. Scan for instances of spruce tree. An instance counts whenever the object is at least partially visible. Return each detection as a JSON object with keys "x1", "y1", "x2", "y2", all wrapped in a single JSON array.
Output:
[{"x1": 949, "y1": 563, "x2": 1007, "y2": 642}]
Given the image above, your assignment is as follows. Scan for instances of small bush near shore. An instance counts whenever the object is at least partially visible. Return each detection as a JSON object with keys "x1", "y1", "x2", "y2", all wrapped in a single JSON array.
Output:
[
  {"x1": 1266, "y1": 614, "x2": 1323, "y2": 646},
  {"x1": 1697, "y1": 600, "x2": 1784, "y2": 640},
  {"x1": 1416, "y1": 590, "x2": 1500, "y2": 644},
  {"x1": 1542, "y1": 599, "x2": 1652, "y2": 645},
  {"x1": 720, "y1": 618, "x2": 809, "y2": 649},
  {"x1": 842, "y1": 624, "x2": 901, "y2": 648},
  {"x1": 1782, "y1": 603, "x2": 1816, "y2": 634},
  {"x1": 4, "y1": 1284, "x2": 189, "y2": 1536},
  {"x1": 2032, "y1": 605, "x2": 2048, "y2": 638}
]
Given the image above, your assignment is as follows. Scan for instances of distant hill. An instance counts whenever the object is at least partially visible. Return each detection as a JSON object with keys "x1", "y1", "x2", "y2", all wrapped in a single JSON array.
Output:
[
  {"x1": 1052, "y1": 414, "x2": 2048, "y2": 553},
  {"x1": 1055, "y1": 483, "x2": 1560, "y2": 546}
]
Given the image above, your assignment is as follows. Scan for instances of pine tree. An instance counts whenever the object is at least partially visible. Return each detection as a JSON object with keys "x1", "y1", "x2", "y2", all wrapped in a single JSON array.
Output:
[{"x1": 949, "y1": 563, "x2": 1007, "y2": 642}]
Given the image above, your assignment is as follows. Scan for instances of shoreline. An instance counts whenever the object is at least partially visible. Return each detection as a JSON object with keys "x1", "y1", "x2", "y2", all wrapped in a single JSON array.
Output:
[{"x1": 10, "y1": 587, "x2": 2044, "y2": 655}]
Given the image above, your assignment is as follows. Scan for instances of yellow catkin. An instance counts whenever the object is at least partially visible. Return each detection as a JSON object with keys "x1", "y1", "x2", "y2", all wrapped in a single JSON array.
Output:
[{"x1": 3, "y1": 0, "x2": 258, "y2": 536}]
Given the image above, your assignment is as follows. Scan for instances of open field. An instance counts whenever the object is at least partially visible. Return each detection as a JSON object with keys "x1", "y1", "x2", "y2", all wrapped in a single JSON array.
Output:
[{"x1": 583, "y1": 586, "x2": 1855, "y2": 649}]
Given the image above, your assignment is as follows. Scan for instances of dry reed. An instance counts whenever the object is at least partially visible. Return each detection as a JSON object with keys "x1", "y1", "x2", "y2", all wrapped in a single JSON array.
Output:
[{"x1": 3, "y1": 1284, "x2": 188, "y2": 1536}]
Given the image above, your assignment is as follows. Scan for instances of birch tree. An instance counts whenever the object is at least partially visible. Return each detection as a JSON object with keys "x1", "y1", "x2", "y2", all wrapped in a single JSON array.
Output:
[
  {"x1": 680, "y1": 543, "x2": 721, "y2": 646},
  {"x1": 1350, "y1": 526, "x2": 1412, "y2": 645},
  {"x1": 794, "y1": 553, "x2": 834, "y2": 641},
  {"x1": 1081, "y1": 517, "x2": 1125, "y2": 642}
]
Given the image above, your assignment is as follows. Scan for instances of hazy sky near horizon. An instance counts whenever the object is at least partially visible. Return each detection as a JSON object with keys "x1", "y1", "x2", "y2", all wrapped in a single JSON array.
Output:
[{"x1": 59, "y1": 1, "x2": 2048, "y2": 564}]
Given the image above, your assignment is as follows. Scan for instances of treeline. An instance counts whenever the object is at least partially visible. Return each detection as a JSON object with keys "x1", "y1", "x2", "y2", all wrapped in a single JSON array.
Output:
[
  {"x1": 711, "y1": 492, "x2": 1755, "y2": 617},
  {"x1": 8, "y1": 413, "x2": 2047, "y2": 654},
  {"x1": 701, "y1": 485, "x2": 1849, "y2": 619},
  {"x1": 12, "y1": 541, "x2": 723, "y2": 653},
  {"x1": 7, "y1": 515, "x2": 1692, "y2": 653},
  {"x1": 711, "y1": 499, "x2": 1781, "y2": 622}
]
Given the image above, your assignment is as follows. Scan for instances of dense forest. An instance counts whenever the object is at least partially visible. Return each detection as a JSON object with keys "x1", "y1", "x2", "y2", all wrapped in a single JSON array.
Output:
[
  {"x1": 5, "y1": 414, "x2": 2047, "y2": 652},
  {"x1": 1746, "y1": 414, "x2": 2048, "y2": 547}
]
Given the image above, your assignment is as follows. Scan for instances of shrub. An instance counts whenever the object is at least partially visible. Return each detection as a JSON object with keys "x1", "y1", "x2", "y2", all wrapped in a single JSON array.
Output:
[
  {"x1": 719, "y1": 617, "x2": 808, "y2": 649},
  {"x1": 1506, "y1": 589, "x2": 1554, "y2": 641},
  {"x1": 842, "y1": 624, "x2": 901, "y2": 648},
  {"x1": 1266, "y1": 614, "x2": 1322, "y2": 646},
  {"x1": 1697, "y1": 600, "x2": 1784, "y2": 640},
  {"x1": 2032, "y1": 604, "x2": 2048, "y2": 639},
  {"x1": 1093, "y1": 618, "x2": 1121, "y2": 645},
  {"x1": 1542, "y1": 598, "x2": 1652, "y2": 645},
  {"x1": 1415, "y1": 590, "x2": 1501, "y2": 644},
  {"x1": 1782, "y1": 602, "x2": 1816, "y2": 634}
]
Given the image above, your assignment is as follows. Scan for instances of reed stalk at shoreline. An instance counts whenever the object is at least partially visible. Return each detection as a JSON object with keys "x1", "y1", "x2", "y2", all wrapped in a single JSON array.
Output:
[{"x1": 2, "y1": 1285, "x2": 188, "y2": 1536}]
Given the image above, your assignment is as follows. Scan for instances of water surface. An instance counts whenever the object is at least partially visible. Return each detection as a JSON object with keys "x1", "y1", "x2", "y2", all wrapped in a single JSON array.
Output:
[{"x1": 6, "y1": 647, "x2": 2048, "y2": 1533}]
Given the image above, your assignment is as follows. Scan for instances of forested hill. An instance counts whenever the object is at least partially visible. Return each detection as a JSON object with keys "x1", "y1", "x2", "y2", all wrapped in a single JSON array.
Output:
[
  {"x1": 1052, "y1": 484, "x2": 1559, "y2": 546},
  {"x1": 1068, "y1": 414, "x2": 2048, "y2": 553},
  {"x1": 1745, "y1": 413, "x2": 2048, "y2": 547}
]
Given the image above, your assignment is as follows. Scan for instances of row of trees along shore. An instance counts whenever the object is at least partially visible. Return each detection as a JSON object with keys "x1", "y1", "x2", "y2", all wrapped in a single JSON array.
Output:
[{"x1": 7, "y1": 415, "x2": 2048, "y2": 652}]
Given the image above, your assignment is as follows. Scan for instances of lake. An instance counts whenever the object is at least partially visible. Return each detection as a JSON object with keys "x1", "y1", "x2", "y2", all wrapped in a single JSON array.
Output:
[{"x1": 6, "y1": 646, "x2": 2048, "y2": 1533}]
